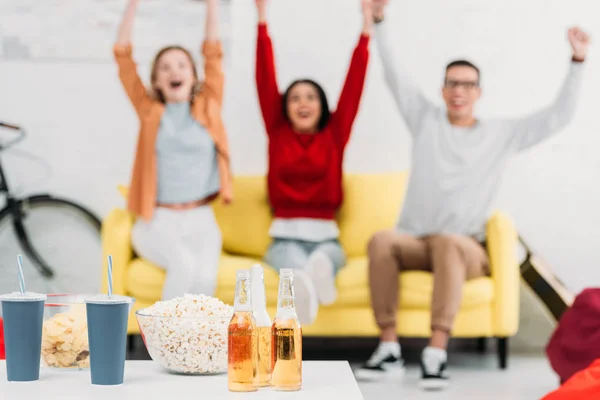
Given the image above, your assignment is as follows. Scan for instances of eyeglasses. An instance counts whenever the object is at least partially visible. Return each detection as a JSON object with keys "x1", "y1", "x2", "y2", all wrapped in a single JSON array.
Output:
[{"x1": 444, "y1": 80, "x2": 479, "y2": 90}]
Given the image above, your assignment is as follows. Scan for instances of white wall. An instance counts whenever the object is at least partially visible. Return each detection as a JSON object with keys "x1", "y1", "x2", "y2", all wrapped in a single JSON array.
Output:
[{"x1": 0, "y1": 0, "x2": 599, "y2": 304}]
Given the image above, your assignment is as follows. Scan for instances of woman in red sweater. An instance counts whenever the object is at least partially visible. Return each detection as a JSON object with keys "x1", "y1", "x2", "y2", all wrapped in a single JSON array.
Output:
[{"x1": 256, "y1": 0, "x2": 372, "y2": 324}]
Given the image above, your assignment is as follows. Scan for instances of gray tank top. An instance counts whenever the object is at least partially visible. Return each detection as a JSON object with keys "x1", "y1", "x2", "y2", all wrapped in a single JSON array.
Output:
[{"x1": 155, "y1": 102, "x2": 220, "y2": 204}]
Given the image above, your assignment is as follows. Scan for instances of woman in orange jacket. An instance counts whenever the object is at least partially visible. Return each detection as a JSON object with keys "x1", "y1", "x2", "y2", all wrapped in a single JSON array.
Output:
[{"x1": 114, "y1": 0, "x2": 232, "y2": 301}]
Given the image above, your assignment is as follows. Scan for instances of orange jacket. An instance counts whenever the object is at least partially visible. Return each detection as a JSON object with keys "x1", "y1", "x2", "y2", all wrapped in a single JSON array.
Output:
[{"x1": 113, "y1": 41, "x2": 232, "y2": 221}]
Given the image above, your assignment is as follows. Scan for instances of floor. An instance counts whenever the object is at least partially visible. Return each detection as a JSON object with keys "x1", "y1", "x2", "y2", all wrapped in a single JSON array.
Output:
[
  {"x1": 127, "y1": 336, "x2": 559, "y2": 399},
  {"x1": 355, "y1": 354, "x2": 557, "y2": 399}
]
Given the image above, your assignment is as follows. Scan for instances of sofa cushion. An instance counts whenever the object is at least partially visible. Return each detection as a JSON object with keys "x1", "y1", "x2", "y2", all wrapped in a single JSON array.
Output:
[
  {"x1": 126, "y1": 259, "x2": 165, "y2": 302},
  {"x1": 338, "y1": 173, "x2": 407, "y2": 257},
  {"x1": 122, "y1": 172, "x2": 409, "y2": 260},
  {"x1": 212, "y1": 176, "x2": 273, "y2": 258},
  {"x1": 126, "y1": 254, "x2": 281, "y2": 304},
  {"x1": 211, "y1": 173, "x2": 408, "y2": 259},
  {"x1": 127, "y1": 255, "x2": 493, "y2": 310},
  {"x1": 335, "y1": 258, "x2": 494, "y2": 308}
]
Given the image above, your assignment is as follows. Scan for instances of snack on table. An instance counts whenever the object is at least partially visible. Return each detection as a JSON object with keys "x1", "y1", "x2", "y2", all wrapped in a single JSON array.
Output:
[
  {"x1": 42, "y1": 304, "x2": 89, "y2": 369},
  {"x1": 137, "y1": 294, "x2": 233, "y2": 374}
]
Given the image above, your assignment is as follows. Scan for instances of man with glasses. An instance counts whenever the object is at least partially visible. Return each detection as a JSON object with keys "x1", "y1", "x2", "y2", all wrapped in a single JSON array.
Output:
[{"x1": 355, "y1": 0, "x2": 591, "y2": 391}]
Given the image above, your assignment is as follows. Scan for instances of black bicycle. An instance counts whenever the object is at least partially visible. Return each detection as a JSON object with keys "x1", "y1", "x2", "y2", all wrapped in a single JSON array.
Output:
[{"x1": 0, "y1": 121, "x2": 102, "y2": 293}]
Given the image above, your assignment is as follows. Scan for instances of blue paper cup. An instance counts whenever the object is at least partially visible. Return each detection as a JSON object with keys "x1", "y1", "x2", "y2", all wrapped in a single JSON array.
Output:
[
  {"x1": 0, "y1": 292, "x2": 46, "y2": 382},
  {"x1": 85, "y1": 295, "x2": 134, "y2": 385}
]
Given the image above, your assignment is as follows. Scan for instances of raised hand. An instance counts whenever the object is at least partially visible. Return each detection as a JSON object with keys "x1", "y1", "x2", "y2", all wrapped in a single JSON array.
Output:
[
  {"x1": 362, "y1": 0, "x2": 373, "y2": 21},
  {"x1": 116, "y1": 0, "x2": 140, "y2": 45},
  {"x1": 568, "y1": 27, "x2": 591, "y2": 61},
  {"x1": 372, "y1": 0, "x2": 388, "y2": 20},
  {"x1": 205, "y1": 0, "x2": 220, "y2": 41},
  {"x1": 362, "y1": 0, "x2": 373, "y2": 34},
  {"x1": 256, "y1": 0, "x2": 267, "y2": 23}
]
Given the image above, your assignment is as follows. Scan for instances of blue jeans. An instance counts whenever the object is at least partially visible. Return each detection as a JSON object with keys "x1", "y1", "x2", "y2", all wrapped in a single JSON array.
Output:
[{"x1": 264, "y1": 238, "x2": 346, "y2": 275}]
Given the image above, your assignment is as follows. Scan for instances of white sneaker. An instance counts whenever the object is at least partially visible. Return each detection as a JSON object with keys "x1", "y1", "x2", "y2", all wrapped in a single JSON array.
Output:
[
  {"x1": 419, "y1": 347, "x2": 449, "y2": 391},
  {"x1": 354, "y1": 343, "x2": 405, "y2": 382},
  {"x1": 292, "y1": 270, "x2": 319, "y2": 325},
  {"x1": 307, "y1": 251, "x2": 337, "y2": 306}
]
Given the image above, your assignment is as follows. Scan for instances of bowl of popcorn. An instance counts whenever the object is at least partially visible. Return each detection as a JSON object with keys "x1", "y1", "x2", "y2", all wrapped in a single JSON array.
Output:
[
  {"x1": 42, "y1": 294, "x2": 90, "y2": 370},
  {"x1": 136, "y1": 294, "x2": 233, "y2": 375}
]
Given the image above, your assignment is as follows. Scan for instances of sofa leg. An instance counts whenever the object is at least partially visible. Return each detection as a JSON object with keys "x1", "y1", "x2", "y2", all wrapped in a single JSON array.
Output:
[
  {"x1": 476, "y1": 337, "x2": 487, "y2": 354},
  {"x1": 497, "y1": 337, "x2": 508, "y2": 369}
]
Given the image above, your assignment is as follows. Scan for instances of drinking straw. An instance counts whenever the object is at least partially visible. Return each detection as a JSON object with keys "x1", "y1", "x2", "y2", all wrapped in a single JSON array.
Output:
[
  {"x1": 107, "y1": 255, "x2": 113, "y2": 298},
  {"x1": 16, "y1": 254, "x2": 25, "y2": 294}
]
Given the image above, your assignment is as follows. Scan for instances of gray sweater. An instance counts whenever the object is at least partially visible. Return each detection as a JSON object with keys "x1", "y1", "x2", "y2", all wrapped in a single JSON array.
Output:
[{"x1": 375, "y1": 21, "x2": 585, "y2": 239}]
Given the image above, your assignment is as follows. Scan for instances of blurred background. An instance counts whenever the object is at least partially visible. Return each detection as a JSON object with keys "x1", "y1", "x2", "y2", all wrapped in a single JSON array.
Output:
[{"x1": 0, "y1": 0, "x2": 598, "y2": 353}]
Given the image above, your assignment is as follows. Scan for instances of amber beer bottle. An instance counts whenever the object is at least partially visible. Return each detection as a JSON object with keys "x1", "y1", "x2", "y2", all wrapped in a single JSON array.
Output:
[
  {"x1": 228, "y1": 270, "x2": 258, "y2": 392},
  {"x1": 250, "y1": 264, "x2": 272, "y2": 386},
  {"x1": 271, "y1": 268, "x2": 302, "y2": 391}
]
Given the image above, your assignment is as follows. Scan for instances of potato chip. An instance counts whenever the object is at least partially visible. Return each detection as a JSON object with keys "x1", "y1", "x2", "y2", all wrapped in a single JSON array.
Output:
[{"x1": 42, "y1": 306, "x2": 89, "y2": 369}]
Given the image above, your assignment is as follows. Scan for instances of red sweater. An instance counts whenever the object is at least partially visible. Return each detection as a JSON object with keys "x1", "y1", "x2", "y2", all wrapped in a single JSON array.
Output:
[{"x1": 256, "y1": 24, "x2": 369, "y2": 220}]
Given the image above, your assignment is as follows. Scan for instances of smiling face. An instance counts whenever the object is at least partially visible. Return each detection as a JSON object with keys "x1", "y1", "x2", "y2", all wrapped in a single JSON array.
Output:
[
  {"x1": 442, "y1": 64, "x2": 481, "y2": 123},
  {"x1": 285, "y1": 82, "x2": 323, "y2": 133},
  {"x1": 151, "y1": 47, "x2": 198, "y2": 103}
]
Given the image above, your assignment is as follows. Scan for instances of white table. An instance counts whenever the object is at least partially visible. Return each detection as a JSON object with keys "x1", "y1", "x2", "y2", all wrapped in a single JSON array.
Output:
[{"x1": 0, "y1": 361, "x2": 364, "y2": 400}]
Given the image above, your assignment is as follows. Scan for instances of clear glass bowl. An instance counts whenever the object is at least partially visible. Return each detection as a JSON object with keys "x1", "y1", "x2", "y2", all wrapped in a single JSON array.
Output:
[
  {"x1": 42, "y1": 294, "x2": 90, "y2": 370},
  {"x1": 136, "y1": 310, "x2": 230, "y2": 375}
]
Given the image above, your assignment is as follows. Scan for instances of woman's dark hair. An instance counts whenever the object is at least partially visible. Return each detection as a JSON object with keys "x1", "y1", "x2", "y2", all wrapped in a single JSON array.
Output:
[{"x1": 282, "y1": 79, "x2": 331, "y2": 131}]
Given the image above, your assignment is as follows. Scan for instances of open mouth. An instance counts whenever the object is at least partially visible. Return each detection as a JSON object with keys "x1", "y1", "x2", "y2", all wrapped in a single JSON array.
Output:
[
  {"x1": 450, "y1": 99, "x2": 466, "y2": 107},
  {"x1": 298, "y1": 110, "x2": 311, "y2": 119},
  {"x1": 169, "y1": 80, "x2": 183, "y2": 89}
]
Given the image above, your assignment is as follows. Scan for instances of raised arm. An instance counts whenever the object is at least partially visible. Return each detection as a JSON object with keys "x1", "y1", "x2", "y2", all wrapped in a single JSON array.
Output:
[
  {"x1": 201, "y1": 0, "x2": 225, "y2": 106},
  {"x1": 255, "y1": 0, "x2": 283, "y2": 133},
  {"x1": 113, "y1": 0, "x2": 154, "y2": 118},
  {"x1": 372, "y1": 0, "x2": 434, "y2": 136},
  {"x1": 506, "y1": 27, "x2": 590, "y2": 152},
  {"x1": 330, "y1": 0, "x2": 372, "y2": 148}
]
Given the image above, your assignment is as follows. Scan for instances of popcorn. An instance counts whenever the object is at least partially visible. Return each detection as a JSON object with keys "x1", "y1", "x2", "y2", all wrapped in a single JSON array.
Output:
[
  {"x1": 138, "y1": 294, "x2": 233, "y2": 374},
  {"x1": 41, "y1": 304, "x2": 90, "y2": 369}
]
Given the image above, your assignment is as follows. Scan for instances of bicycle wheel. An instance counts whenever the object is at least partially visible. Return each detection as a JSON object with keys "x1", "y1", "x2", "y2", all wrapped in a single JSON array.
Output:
[{"x1": 0, "y1": 195, "x2": 102, "y2": 295}]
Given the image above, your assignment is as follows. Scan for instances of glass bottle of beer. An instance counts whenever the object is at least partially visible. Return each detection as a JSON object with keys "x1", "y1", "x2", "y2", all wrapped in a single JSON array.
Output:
[
  {"x1": 251, "y1": 264, "x2": 272, "y2": 387},
  {"x1": 228, "y1": 270, "x2": 259, "y2": 392},
  {"x1": 271, "y1": 268, "x2": 302, "y2": 391}
]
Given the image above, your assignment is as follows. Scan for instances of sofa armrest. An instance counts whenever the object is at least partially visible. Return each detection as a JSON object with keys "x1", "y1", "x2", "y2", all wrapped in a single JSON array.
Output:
[
  {"x1": 486, "y1": 211, "x2": 520, "y2": 337},
  {"x1": 101, "y1": 208, "x2": 135, "y2": 295}
]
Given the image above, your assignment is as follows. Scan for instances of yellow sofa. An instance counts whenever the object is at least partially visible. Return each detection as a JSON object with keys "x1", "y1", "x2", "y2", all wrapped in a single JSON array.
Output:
[{"x1": 102, "y1": 172, "x2": 519, "y2": 365}]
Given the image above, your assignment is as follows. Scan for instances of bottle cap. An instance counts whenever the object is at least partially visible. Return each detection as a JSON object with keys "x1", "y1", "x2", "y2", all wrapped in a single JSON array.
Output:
[
  {"x1": 251, "y1": 264, "x2": 264, "y2": 276},
  {"x1": 236, "y1": 269, "x2": 250, "y2": 278}
]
